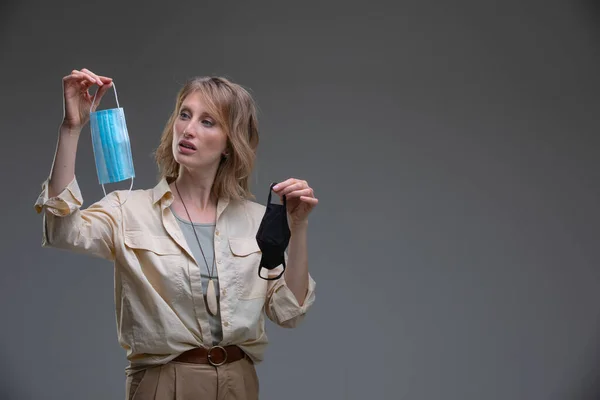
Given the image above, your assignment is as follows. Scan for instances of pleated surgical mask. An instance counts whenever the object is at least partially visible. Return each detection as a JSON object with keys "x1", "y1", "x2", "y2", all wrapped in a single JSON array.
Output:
[{"x1": 89, "y1": 82, "x2": 135, "y2": 203}]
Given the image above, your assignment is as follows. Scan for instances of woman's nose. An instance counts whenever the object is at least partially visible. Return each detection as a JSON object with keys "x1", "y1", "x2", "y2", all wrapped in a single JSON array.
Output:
[{"x1": 183, "y1": 124, "x2": 195, "y2": 138}]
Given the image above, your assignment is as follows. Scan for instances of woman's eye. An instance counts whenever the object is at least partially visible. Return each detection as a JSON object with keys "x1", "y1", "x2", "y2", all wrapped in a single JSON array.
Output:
[
  {"x1": 202, "y1": 120, "x2": 215, "y2": 127},
  {"x1": 179, "y1": 112, "x2": 190, "y2": 119}
]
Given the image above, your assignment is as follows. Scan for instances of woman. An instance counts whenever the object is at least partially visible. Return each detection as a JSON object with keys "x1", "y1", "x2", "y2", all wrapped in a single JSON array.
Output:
[{"x1": 34, "y1": 68, "x2": 317, "y2": 399}]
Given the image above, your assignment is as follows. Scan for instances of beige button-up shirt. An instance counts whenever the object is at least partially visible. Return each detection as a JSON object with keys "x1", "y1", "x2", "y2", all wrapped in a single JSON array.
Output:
[{"x1": 34, "y1": 176, "x2": 316, "y2": 376}]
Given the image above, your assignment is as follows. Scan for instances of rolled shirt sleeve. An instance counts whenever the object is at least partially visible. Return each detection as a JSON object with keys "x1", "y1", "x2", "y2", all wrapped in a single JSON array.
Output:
[
  {"x1": 34, "y1": 176, "x2": 122, "y2": 261},
  {"x1": 264, "y1": 261, "x2": 316, "y2": 328}
]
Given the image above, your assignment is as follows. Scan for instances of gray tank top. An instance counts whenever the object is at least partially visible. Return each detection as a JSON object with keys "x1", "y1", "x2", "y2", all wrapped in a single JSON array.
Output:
[{"x1": 170, "y1": 207, "x2": 223, "y2": 345}]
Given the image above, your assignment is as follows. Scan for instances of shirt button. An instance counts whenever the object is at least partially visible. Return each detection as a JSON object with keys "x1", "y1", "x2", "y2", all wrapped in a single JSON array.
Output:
[
  {"x1": 223, "y1": 321, "x2": 229, "y2": 327},
  {"x1": 215, "y1": 230, "x2": 220, "y2": 236},
  {"x1": 217, "y1": 259, "x2": 222, "y2": 264}
]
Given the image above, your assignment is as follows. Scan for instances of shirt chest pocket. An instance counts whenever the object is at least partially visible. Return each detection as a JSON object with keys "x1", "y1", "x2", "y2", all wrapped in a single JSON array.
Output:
[
  {"x1": 124, "y1": 231, "x2": 187, "y2": 302},
  {"x1": 229, "y1": 237, "x2": 267, "y2": 300}
]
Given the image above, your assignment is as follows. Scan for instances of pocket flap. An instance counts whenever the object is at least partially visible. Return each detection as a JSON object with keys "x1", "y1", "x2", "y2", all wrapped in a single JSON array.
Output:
[
  {"x1": 229, "y1": 237, "x2": 261, "y2": 256},
  {"x1": 124, "y1": 231, "x2": 180, "y2": 255}
]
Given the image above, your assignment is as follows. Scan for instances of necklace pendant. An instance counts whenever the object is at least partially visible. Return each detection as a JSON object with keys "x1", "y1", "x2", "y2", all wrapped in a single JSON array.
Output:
[{"x1": 206, "y1": 278, "x2": 218, "y2": 316}]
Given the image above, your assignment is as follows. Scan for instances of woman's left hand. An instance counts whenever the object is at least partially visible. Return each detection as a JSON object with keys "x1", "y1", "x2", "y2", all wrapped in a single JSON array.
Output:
[{"x1": 272, "y1": 178, "x2": 318, "y2": 226}]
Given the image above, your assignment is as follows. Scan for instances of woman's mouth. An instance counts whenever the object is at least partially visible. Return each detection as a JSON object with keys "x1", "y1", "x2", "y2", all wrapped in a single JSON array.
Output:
[{"x1": 178, "y1": 140, "x2": 197, "y2": 154}]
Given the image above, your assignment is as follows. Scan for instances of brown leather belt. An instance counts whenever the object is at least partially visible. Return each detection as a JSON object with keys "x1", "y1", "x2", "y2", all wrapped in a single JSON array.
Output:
[{"x1": 173, "y1": 346, "x2": 248, "y2": 367}]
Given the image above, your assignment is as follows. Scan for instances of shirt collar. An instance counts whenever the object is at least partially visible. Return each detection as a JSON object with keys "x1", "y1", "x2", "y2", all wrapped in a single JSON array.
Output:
[
  {"x1": 151, "y1": 176, "x2": 231, "y2": 218},
  {"x1": 152, "y1": 177, "x2": 172, "y2": 205}
]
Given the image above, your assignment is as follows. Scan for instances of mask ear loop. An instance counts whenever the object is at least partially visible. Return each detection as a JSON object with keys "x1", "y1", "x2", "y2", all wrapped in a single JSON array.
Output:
[
  {"x1": 90, "y1": 82, "x2": 135, "y2": 207},
  {"x1": 277, "y1": 184, "x2": 288, "y2": 279}
]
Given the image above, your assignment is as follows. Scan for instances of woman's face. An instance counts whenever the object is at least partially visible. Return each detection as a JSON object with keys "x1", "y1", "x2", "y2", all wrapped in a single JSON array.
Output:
[{"x1": 172, "y1": 91, "x2": 228, "y2": 171}]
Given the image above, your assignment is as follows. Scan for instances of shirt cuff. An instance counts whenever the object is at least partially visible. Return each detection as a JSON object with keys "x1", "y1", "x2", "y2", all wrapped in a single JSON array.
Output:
[
  {"x1": 34, "y1": 176, "x2": 83, "y2": 217},
  {"x1": 271, "y1": 274, "x2": 317, "y2": 323}
]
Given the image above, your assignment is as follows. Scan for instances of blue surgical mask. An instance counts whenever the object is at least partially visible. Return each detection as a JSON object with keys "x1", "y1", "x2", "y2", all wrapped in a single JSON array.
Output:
[{"x1": 89, "y1": 83, "x2": 135, "y2": 203}]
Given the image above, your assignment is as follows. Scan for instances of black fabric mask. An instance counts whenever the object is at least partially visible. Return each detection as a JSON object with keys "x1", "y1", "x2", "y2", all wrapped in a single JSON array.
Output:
[{"x1": 256, "y1": 182, "x2": 291, "y2": 280}]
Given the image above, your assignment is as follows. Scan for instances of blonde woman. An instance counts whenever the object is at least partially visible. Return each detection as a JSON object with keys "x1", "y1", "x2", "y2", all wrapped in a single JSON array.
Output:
[{"x1": 35, "y1": 68, "x2": 317, "y2": 400}]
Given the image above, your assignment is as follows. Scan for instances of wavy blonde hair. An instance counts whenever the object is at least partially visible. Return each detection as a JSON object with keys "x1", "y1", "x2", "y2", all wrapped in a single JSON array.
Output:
[{"x1": 155, "y1": 76, "x2": 259, "y2": 201}]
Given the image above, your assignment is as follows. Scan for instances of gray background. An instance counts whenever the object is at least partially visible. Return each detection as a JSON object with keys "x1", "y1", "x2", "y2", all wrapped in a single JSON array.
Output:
[{"x1": 1, "y1": 0, "x2": 599, "y2": 399}]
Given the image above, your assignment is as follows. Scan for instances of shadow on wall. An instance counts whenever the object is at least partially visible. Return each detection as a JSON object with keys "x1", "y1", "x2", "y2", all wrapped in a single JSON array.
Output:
[
  {"x1": 0, "y1": 0, "x2": 18, "y2": 43},
  {"x1": 573, "y1": 4, "x2": 600, "y2": 391},
  {"x1": 567, "y1": 325, "x2": 600, "y2": 400},
  {"x1": 579, "y1": 0, "x2": 600, "y2": 36},
  {"x1": 571, "y1": 362, "x2": 600, "y2": 399},
  {"x1": 0, "y1": 0, "x2": 18, "y2": 21},
  {"x1": 0, "y1": 354, "x2": 29, "y2": 400}
]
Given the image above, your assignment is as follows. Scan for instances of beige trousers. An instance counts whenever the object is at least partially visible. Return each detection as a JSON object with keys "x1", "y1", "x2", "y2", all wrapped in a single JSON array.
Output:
[{"x1": 126, "y1": 357, "x2": 259, "y2": 400}]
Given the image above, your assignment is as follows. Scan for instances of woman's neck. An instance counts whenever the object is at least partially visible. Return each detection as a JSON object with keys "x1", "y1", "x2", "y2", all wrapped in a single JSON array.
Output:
[{"x1": 172, "y1": 169, "x2": 217, "y2": 212}]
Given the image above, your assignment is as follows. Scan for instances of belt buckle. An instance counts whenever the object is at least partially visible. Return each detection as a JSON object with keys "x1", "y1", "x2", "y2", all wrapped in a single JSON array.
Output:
[{"x1": 207, "y1": 346, "x2": 228, "y2": 367}]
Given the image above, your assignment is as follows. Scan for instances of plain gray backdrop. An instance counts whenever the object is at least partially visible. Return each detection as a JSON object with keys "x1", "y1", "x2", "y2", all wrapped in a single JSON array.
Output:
[{"x1": 1, "y1": 0, "x2": 600, "y2": 399}]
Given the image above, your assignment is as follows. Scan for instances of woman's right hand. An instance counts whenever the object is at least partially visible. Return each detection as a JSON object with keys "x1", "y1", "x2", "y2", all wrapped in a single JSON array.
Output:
[{"x1": 61, "y1": 68, "x2": 113, "y2": 131}]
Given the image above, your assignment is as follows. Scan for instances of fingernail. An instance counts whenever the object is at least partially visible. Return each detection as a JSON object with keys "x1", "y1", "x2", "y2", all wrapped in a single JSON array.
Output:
[{"x1": 273, "y1": 185, "x2": 279, "y2": 190}]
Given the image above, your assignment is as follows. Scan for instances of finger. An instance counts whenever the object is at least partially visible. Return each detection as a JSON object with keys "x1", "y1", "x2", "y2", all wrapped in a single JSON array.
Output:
[
  {"x1": 277, "y1": 182, "x2": 307, "y2": 197},
  {"x1": 66, "y1": 71, "x2": 97, "y2": 88},
  {"x1": 63, "y1": 75, "x2": 95, "y2": 98},
  {"x1": 72, "y1": 69, "x2": 98, "y2": 85},
  {"x1": 284, "y1": 188, "x2": 313, "y2": 199},
  {"x1": 300, "y1": 196, "x2": 319, "y2": 205},
  {"x1": 97, "y1": 75, "x2": 113, "y2": 85},
  {"x1": 272, "y1": 178, "x2": 296, "y2": 191},
  {"x1": 77, "y1": 78, "x2": 96, "y2": 96},
  {"x1": 278, "y1": 183, "x2": 303, "y2": 197},
  {"x1": 81, "y1": 79, "x2": 95, "y2": 89},
  {"x1": 92, "y1": 82, "x2": 113, "y2": 108},
  {"x1": 63, "y1": 72, "x2": 93, "y2": 85},
  {"x1": 81, "y1": 68, "x2": 104, "y2": 86}
]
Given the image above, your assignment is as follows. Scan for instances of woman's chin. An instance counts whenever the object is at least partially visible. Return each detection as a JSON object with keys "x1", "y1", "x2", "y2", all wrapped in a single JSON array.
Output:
[
  {"x1": 173, "y1": 155, "x2": 220, "y2": 173},
  {"x1": 173, "y1": 151, "x2": 193, "y2": 165}
]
